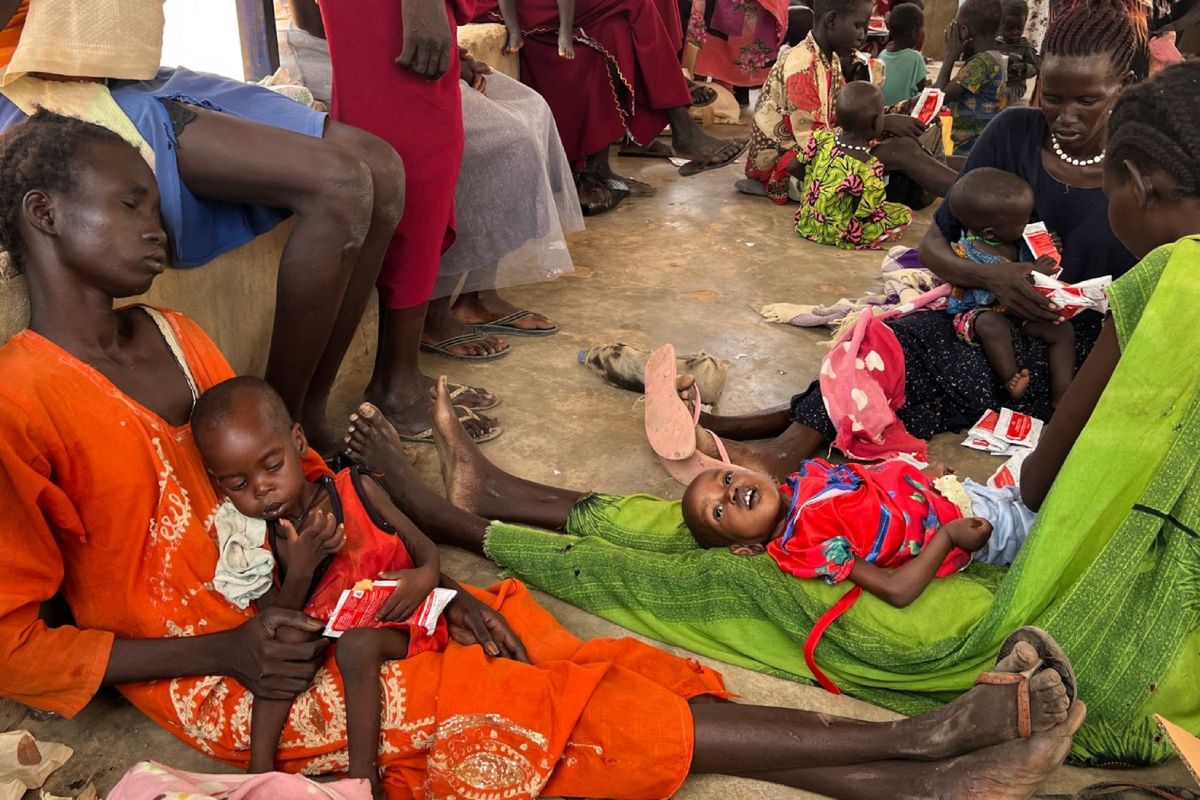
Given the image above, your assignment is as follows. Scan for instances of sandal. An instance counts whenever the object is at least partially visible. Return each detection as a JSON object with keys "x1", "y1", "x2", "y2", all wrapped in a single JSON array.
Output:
[
  {"x1": 644, "y1": 343, "x2": 730, "y2": 485},
  {"x1": 471, "y1": 309, "x2": 560, "y2": 338},
  {"x1": 445, "y1": 381, "x2": 501, "y2": 412},
  {"x1": 398, "y1": 404, "x2": 502, "y2": 445},
  {"x1": 576, "y1": 172, "x2": 630, "y2": 216},
  {"x1": 678, "y1": 139, "x2": 748, "y2": 178},
  {"x1": 973, "y1": 627, "x2": 1077, "y2": 740},
  {"x1": 420, "y1": 331, "x2": 510, "y2": 362},
  {"x1": 617, "y1": 138, "x2": 674, "y2": 159}
]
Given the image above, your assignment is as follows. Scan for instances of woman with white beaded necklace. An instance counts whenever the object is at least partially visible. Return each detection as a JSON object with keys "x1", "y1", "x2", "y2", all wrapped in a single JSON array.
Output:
[{"x1": 661, "y1": 0, "x2": 1146, "y2": 483}]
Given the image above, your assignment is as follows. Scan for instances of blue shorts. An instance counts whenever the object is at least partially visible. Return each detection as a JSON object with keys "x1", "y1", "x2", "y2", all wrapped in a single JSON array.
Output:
[{"x1": 0, "y1": 67, "x2": 328, "y2": 268}]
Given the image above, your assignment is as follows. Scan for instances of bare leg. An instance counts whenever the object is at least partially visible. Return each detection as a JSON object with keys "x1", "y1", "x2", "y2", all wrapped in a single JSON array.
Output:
[
  {"x1": 704, "y1": 702, "x2": 1083, "y2": 799},
  {"x1": 247, "y1": 626, "x2": 320, "y2": 772},
  {"x1": 1022, "y1": 320, "x2": 1077, "y2": 407},
  {"x1": 973, "y1": 312, "x2": 1029, "y2": 399},
  {"x1": 175, "y1": 111, "x2": 401, "y2": 454},
  {"x1": 872, "y1": 136, "x2": 958, "y2": 198},
  {"x1": 423, "y1": 296, "x2": 509, "y2": 358},
  {"x1": 335, "y1": 628, "x2": 411, "y2": 796},
  {"x1": 365, "y1": 301, "x2": 499, "y2": 438}
]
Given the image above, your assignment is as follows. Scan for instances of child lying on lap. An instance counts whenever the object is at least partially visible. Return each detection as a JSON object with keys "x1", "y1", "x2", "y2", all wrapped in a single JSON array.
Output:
[
  {"x1": 193, "y1": 377, "x2": 444, "y2": 797},
  {"x1": 683, "y1": 459, "x2": 1034, "y2": 606}
]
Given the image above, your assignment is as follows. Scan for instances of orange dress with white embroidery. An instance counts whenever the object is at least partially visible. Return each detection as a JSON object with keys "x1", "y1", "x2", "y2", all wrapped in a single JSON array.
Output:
[{"x1": 0, "y1": 308, "x2": 728, "y2": 799}]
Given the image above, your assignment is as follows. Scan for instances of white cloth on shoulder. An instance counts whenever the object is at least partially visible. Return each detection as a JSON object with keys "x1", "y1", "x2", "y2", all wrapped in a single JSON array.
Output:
[{"x1": 211, "y1": 501, "x2": 274, "y2": 609}]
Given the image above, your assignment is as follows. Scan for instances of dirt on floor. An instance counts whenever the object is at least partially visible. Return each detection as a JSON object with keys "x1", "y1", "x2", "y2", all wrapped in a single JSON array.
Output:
[{"x1": 3, "y1": 121, "x2": 1193, "y2": 798}]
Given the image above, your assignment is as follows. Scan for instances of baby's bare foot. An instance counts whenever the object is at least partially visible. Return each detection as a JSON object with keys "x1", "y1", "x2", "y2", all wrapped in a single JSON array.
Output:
[{"x1": 1007, "y1": 369, "x2": 1031, "y2": 399}]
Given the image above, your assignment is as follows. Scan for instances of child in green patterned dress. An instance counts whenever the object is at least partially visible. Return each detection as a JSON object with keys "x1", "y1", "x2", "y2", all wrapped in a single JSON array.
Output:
[{"x1": 791, "y1": 81, "x2": 913, "y2": 250}]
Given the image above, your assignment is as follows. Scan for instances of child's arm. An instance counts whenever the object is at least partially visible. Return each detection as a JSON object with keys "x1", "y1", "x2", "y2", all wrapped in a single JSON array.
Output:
[
  {"x1": 557, "y1": 0, "x2": 576, "y2": 58},
  {"x1": 935, "y1": 21, "x2": 971, "y2": 97},
  {"x1": 361, "y1": 477, "x2": 441, "y2": 623},
  {"x1": 267, "y1": 511, "x2": 347, "y2": 611},
  {"x1": 848, "y1": 517, "x2": 992, "y2": 607},
  {"x1": 499, "y1": 0, "x2": 524, "y2": 54}
]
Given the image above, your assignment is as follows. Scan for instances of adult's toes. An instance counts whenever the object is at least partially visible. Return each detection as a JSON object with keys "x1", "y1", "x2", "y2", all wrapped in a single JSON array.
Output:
[{"x1": 996, "y1": 640, "x2": 1040, "y2": 673}]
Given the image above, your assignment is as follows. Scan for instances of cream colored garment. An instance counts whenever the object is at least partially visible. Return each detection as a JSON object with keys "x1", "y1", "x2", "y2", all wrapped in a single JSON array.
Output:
[
  {"x1": 211, "y1": 501, "x2": 275, "y2": 610},
  {"x1": 0, "y1": 76, "x2": 155, "y2": 169},
  {"x1": 3, "y1": 0, "x2": 164, "y2": 85}
]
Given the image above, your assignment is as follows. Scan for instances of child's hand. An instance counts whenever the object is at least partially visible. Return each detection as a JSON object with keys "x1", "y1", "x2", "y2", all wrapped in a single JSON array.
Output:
[
  {"x1": 374, "y1": 566, "x2": 439, "y2": 623},
  {"x1": 945, "y1": 21, "x2": 972, "y2": 58},
  {"x1": 503, "y1": 24, "x2": 525, "y2": 54},
  {"x1": 1032, "y1": 254, "x2": 1059, "y2": 275},
  {"x1": 558, "y1": 27, "x2": 575, "y2": 59},
  {"x1": 278, "y1": 510, "x2": 346, "y2": 578},
  {"x1": 943, "y1": 517, "x2": 993, "y2": 552}
]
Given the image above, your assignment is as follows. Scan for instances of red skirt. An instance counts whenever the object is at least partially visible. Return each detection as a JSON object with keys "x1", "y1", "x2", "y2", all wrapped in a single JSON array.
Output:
[{"x1": 321, "y1": 0, "x2": 467, "y2": 310}]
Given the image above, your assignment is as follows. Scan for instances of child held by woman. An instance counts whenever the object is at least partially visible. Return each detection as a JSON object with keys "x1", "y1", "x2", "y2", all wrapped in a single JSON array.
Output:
[
  {"x1": 792, "y1": 81, "x2": 913, "y2": 249},
  {"x1": 193, "y1": 377, "x2": 444, "y2": 797},
  {"x1": 945, "y1": 168, "x2": 1076, "y2": 404}
]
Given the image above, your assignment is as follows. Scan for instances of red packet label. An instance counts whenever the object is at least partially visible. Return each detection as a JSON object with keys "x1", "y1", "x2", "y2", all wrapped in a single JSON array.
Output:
[
  {"x1": 911, "y1": 88, "x2": 945, "y2": 126},
  {"x1": 1022, "y1": 222, "x2": 1061, "y2": 267},
  {"x1": 322, "y1": 582, "x2": 456, "y2": 638}
]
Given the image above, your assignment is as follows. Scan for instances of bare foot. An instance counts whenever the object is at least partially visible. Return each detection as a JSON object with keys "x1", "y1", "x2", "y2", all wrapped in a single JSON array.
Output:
[
  {"x1": 913, "y1": 641, "x2": 1072, "y2": 760},
  {"x1": 428, "y1": 375, "x2": 498, "y2": 515},
  {"x1": 452, "y1": 290, "x2": 558, "y2": 333},
  {"x1": 364, "y1": 375, "x2": 498, "y2": 438},
  {"x1": 1007, "y1": 369, "x2": 1031, "y2": 399},
  {"x1": 934, "y1": 702, "x2": 1086, "y2": 800},
  {"x1": 423, "y1": 298, "x2": 509, "y2": 358}
]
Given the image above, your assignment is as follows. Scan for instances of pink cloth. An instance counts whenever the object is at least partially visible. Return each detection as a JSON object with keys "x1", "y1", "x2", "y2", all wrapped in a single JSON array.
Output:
[
  {"x1": 818, "y1": 285, "x2": 951, "y2": 461},
  {"x1": 107, "y1": 761, "x2": 370, "y2": 799}
]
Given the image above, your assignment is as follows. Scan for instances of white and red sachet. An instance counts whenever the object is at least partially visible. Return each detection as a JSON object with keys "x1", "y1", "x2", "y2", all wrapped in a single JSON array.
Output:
[
  {"x1": 910, "y1": 88, "x2": 945, "y2": 126},
  {"x1": 323, "y1": 582, "x2": 456, "y2": 638},
  {"x1": 962, "y1": 408, "x2": 1043, "y2": 456},
  {"x1": 1022, "y1": 222, "x2": 1062, "y2": 268},
  {"x1": 1029, "y1": 272, "x2": 1111, "y2": 320},
  {"x1": 987, "y1": 449, "x2": 1032, "y2": 489}
]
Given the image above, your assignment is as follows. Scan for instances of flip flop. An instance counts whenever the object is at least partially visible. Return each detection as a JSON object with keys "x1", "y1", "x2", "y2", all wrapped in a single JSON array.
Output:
[
  {"x1": 644, "y1": 343, "x2": 730, "y2": 485},
  {"x1": 617, "y1": 139, "x2": 674, "y2": 159},
  {"x1": 471, "y1": 309, "x2": 560, "y2": 337},
  {"x1": 973, "y1": 627, "x2": 1077, "y2": 740},
  {"x1": 446, "y1": 381, "x2": 501, "y2": 412},
  {"x1": 420, "y1": 331, "x2": 511, "y2": 362},
  {"x1": 678, "y1": 139, "x2": 749, "y2": 178},
  {"x1": 397, "y1": 404, "x2": 503, "y2": 445}
]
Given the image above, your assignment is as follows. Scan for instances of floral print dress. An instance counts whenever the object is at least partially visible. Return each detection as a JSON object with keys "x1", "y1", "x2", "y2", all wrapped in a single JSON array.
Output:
[{"x1": 793, "y1": 128, "x2": 912, "y2": 250}]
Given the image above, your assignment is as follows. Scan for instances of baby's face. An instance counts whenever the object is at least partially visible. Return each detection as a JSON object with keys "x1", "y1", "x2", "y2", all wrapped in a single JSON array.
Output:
[
  {"x1": 200, "y1": 416, "x2": 310, "y2": 522},
  {"x1": 684, "y1": 467, "x2": 786, "y2": 546}
]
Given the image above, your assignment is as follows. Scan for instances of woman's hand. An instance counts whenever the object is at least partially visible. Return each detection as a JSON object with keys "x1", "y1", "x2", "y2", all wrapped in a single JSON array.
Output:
[
  {"x1": 459, "y1": 49, "x2": 494, "y2": 93},
  {"x1": 503, "y1": 24, "x2": 525, "y2": 54},
  {"x1": 224, "y1": 609, "x2": 328, "y2": 699},
  {"x1": 444, "y1": 591, "x2": 531, "y2": 662},
  {"x1": 397, "y1": 0, "x2": 453, "y2": 79},
  {"x1": 985, "y1": 261, "x2": 1062, "y2": 322},
  {"x1": 882, "y1": 113, "x2": 926, "y2": 140}
]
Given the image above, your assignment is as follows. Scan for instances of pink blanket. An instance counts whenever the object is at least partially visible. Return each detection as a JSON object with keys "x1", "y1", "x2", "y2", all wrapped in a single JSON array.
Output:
[{"x1": 107, "y1": 761, "x2": 370, "y2": 799}]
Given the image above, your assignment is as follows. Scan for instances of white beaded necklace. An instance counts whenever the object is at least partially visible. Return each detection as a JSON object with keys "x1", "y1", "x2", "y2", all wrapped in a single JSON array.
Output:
[
  {"x1": 835, "y1": 136, "x2": 873, "y2": 155},
  {"x1": 1050, "y1": 132, "x2": 1105, "y2": 167}
]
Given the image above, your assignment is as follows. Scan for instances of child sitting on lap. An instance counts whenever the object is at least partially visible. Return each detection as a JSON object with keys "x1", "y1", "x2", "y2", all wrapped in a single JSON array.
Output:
[
  {"x1": 193, "y1": 377, "x2": 444, "y2": 797},
  {"x1": 936, "y1": 0, "x2": 1008, "y2": 153},
  {"x1": 683, "y1": 460, "x2": 1035, "y2": 606},
  {"x1": 792, "y1": 81, "x2": 913, "y2": 250},
  {"x1": 946, "y1": 168, "x2": 1075, "y2": 404}
]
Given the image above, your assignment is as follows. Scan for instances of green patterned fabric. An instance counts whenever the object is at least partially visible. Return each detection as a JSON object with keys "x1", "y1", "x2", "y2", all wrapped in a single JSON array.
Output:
[{"x1": 485, "y1": 237, "x2": 1200, "y2": 764}]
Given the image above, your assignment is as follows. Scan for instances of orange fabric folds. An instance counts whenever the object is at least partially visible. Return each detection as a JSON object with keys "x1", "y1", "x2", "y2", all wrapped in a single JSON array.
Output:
[
  {"x1": 0, "y1": 308, "x2": 727, "y2": 798},
  {"x1": 0, "y1": 1, "x2": 28, "y2": 69}
]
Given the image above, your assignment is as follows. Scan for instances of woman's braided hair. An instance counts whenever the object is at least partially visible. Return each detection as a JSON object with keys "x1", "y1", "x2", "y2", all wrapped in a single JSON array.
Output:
[
  {"x1": 0, "y1": 109, "x2": 131, "y2": 272},
  {"x1": 1041, "y1": 0, "x2": 1146, "y2": 75},
  {"x1": 1108, "y1": 61, "x2": 1200, "y2": 199}
]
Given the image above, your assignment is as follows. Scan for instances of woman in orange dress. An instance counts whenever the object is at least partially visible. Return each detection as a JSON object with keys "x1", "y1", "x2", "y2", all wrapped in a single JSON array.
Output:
[{"x1": 0, "y1": 111, "x2": 1084, "y2": 799}]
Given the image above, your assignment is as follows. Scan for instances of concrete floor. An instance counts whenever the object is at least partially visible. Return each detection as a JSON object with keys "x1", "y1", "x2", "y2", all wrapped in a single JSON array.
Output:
[{"x1": 4, "y1": 127, "x2": 1194, "y2": 798}]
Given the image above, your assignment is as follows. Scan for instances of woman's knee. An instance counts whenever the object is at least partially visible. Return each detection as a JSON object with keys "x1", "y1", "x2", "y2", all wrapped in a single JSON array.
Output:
[{"x1": 325, "y1": 123, "x2": 406, "y2": 226}]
